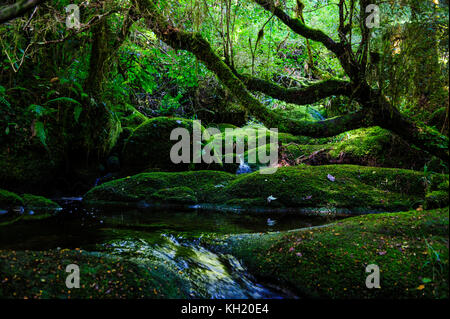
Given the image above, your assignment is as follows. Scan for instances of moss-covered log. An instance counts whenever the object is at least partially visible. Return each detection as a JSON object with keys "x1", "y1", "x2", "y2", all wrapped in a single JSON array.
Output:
[{"x1": 240, "y1": 75, "x2": 353, "y2": 105}]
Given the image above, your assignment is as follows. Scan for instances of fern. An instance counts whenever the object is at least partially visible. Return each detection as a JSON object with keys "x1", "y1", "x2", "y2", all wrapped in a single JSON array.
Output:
[{"x1": 45, "y1": 97, "x2": 81, "y2": 106}]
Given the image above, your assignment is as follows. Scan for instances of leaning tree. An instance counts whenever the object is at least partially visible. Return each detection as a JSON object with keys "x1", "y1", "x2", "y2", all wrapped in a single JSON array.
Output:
[{"x1": 132, "y1": 0, "x2": 448, "y2": 161}]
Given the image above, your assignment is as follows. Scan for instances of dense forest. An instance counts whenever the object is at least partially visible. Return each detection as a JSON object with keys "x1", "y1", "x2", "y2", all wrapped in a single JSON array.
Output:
[{"x1": 0, "y1": 0, "x2": 449, "y2": 300}]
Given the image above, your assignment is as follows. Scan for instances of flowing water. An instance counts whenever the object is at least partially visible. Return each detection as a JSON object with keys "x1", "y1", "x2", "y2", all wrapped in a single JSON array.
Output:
[{"x1": 0, "y1": 198, "x2": 335, "y2": 298}]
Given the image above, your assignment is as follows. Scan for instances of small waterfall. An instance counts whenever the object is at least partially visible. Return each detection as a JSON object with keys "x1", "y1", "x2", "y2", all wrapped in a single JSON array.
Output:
[
  {"x1": 102, "y1": 234, "x2": 288, "y2": 299},
  {"x1": 309, "y1": 108, "x2": 325, "y2": 121},
  {"x1": 236, "y1": 154, "x2": 252, "y2": 175}
]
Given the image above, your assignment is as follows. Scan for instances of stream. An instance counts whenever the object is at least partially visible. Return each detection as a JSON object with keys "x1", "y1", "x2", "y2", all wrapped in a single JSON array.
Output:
[{"x1": 0, "y1": 198, "x2": 336, "y2": 299}]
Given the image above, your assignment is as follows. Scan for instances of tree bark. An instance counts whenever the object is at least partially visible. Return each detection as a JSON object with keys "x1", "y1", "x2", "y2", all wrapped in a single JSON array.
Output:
[
  {"x1": 0, "y1": 0, "x2": 45, "y2": 24},
  {"x1": 241, "y1": 75, "x2": 353, "y2": 105}
]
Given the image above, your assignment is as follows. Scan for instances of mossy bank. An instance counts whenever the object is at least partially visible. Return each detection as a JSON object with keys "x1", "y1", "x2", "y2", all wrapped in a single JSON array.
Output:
[{"x1": 205, "y1": 207, "x2": 449, "y2": 298}]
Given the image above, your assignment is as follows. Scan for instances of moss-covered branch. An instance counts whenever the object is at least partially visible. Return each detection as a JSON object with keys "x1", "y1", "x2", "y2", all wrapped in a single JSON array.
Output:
[
  {"x1": 251, "y1": 0, "x2": 341, "y2": 55},
  {"x1": 251, "y1": 0, "x2": 362, "y2": 80},
  {"x1": 241, "y1": 75, "x2": 353, "y2": 105},
  {"x1": 133, "y1": 0, "x2": 372, "y2": 137},
  {"x1": 0, "y1": 0, "x2": 44, "y2": 24}
]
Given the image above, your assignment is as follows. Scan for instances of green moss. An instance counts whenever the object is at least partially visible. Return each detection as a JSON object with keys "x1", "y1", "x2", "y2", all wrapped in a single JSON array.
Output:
[
  {"x1": 0, "y1": 189, "x2": 24, "y2": 208},
  {"x1": 425, "y1": 191, "x2": 449, "y2": 209},
  {"x1": 21, "y1": 194, "x2": 61, "y2": 209},
  {"x1": 122, "y1": 116, "x2": 209, "y2": 173},
  {"x1": 150, "y1": 186, "x2": 198, "y2": 204},
  {"x1": 210, "y1": 125, "x2": 276, "y2": 155},
  {"x1": 0, "y1": 249, "x2": 190, "y2": 299},
  {"x1": 224, "y1": 165, "x2": 443, "y2": 210},
  {"x1": 278, "y1": 127, "x2": 432, "y2": 170},
  {"x1": 84, "y1": 170, "x2": 236, "y2": 204},
  {"x1": 85, "y1": 165, "x2": 448, "y2": 212},
  {"x1": 209, "y1": 207, "x2": 449, "y2": 298},
  {"x1": 213, "y1": 123, "x2": 238, "y2": 133},
  {"x1": 277, "y1": 132, "x2": 327, "y2": 145},
  {"x1": 213, "y1": 126, "x2": 429, "y2": 172}
]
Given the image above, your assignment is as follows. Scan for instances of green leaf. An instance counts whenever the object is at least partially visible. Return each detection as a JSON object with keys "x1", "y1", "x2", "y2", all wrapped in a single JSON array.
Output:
[
  {"x1": 34, "y1": 121, "x2": 47, "y2": 147},
  {"x1": 74, "y1": 105, "x2": 83, "y2": 122},
  {"x1": 45, "y1": 97, "x2": 81, "y2": 106},
  {"x1": 28, "y1": 104, "x2": 46, "y2": 116}
]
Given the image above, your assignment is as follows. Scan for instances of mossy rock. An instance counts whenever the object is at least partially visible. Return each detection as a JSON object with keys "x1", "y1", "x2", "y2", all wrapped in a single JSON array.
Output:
[
  {"x1": 207, "y1": 207, "x2": 449, "y2": 298},
  {"x1": 224, "y1": 165, "x2": 445, "y2": 211},
  {"x1": 0, "y1": 190, "x2": 60, "y2": 225},
  {"x1": 425, "y1": 191, "x2": 449, "y2": 209},
  {"x1": 150, "y1": 186, "x2": 198, "y2": 204},
  {"x1": 279, "y1": 127, "x2": 434, "y2": 170},
  {"x1": 84, "y1": 170, "x2": 235, "y2": 205},
  {"x1": 84, "y1": 165, "x2": 448, "y2": 212},
  {"x1": 0, "y1": 189, "x2": 24, "y2": 208},
  {"x1": 122, "y1": 117, "x2": 215, "y2": 173},
  {"x1": 0, "y1": 249, "x2": 191, "y2": 299},
  {"x1": 211, "y1": 126, "x2": 430, "y2": 172},
  {"x1": 21, "y1": 194, "x2": 60, "y2": 209}
]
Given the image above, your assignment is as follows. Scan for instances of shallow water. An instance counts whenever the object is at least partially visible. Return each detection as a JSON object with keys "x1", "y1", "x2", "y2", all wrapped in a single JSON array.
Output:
[{"x1": 0, "y1": 199, "x2": 335, "y2": 298}]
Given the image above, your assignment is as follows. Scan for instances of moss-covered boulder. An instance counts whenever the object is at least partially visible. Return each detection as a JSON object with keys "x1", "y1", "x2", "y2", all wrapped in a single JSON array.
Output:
[
  {"x1": 0, "y1": 190, "x2": 61, "y2": 225},
  {"x1": 206, "y1": 207, "x2": 449, "y2": 298},
  {"x1": 84, "y1": 170, "x2": 235, "y2": 205},
  {"x1": 292, "y1": 127, "x2": 432, "y2": 170},
  {"x1": 84, "y1": 165, "x2": 448, "y2": 213},
  {"x1": 210, "y1": 126, "x2": 434, "y2": 173},
  {"x1": 223, "y1": 165, "x2": 446, "y2": 211},
  {"x1": 150, "y1": 186, "x2": 198, "y2": 204},
  {"x1": 0, "y1": 249, "x2": 191, "y2": 299},
  {"x1": 21, "y1": 194, "x2": 60, "y2": 209},
  {"x1": 0, "y1": 189, "x2": 24, "y2": 208},
  {"x1": 240, "y1": 127, "x2": 434, "y2": 171},
  {"x1": 122, "y1": 117, "x2": 219, "y2": 173},
  {"x1": 425, "y1": 180, "x2": 449, "y2": 209}
]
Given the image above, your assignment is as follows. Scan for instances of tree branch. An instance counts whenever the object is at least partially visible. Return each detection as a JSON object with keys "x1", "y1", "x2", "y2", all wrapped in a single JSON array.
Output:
[
  {"x1": 0, "y1": 0, "x2": 45, "y2": 24},
  {"x1": 252, "y1": 0, "x2": 343, "y2": 55},
  {"x1": 241, "y1": 75, "x2": 353, "y2": 105},
  {"x1": 133, "y1": 0, "x2": 373, "y2": 137},
  {"x1": 252, "y1": 0, "x2": 362, "y2": 81}
]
